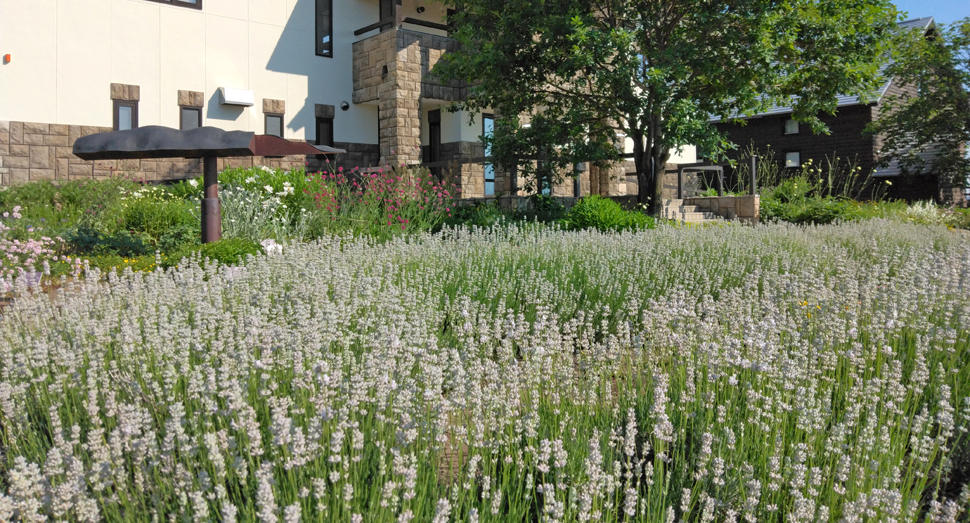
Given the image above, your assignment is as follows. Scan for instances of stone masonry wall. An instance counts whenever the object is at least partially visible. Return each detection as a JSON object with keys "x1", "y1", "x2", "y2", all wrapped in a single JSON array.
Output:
[
  {"x1": 0, "y1": 120, "x2": 306, "y2": 186},
  {"x1": 352, "y1": 29, "x2": 464, "y2": 104}
]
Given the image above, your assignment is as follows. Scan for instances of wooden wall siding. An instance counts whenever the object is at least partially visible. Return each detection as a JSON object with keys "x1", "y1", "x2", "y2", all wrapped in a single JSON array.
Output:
[{"x1": 713, "y1": 105, "x2": 878, "y2": 177}]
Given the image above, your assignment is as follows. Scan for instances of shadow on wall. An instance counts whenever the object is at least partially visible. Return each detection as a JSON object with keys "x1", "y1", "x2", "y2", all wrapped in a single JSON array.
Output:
[
  {"x1": 264, "y1": 0, "x2": 377, "y2": 143},
  {"x1": 205, "y1": 91, "x2": 246, "y2": 123}
]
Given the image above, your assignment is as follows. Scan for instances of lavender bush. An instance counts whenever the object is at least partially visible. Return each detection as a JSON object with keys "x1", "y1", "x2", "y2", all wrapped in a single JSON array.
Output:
[{"x1": 1, "y1": 221, "x2": 969, "y2": 522}]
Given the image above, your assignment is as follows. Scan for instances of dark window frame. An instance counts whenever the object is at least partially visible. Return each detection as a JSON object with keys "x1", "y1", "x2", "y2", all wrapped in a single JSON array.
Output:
[
  {"x1": 144, "y1": 0, "x2": 202, "y2": 10},
  {"x1": 113, "y1": 100, "x2": 139, "y2": 131},
  {"x1": 265, "y1": 113, "x2": 284, "y2": 138},
  {"x1": 315, "y1": 116, "x2": 334, "y2": 147},
  {"x1": 784, "y1": 150, "x2": 802, "y2": 169},
  {"x1": 482, "y1": 113, "x2": 496, "y2": 195},
  {"x1": 316, "y1": 0, "x2": 333, "y2": 57},
  {"x1": 180, "y1": 107, "x2": 203, "y2": 131}
]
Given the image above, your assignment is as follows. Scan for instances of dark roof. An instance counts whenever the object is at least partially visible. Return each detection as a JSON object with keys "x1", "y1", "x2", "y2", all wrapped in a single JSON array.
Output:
[
  {"x1": 73, "y1": 126, "x2": 345, "y2": 160},
  {"x1": 710, "y1": 17, "x2": 935, "y2": 123}
]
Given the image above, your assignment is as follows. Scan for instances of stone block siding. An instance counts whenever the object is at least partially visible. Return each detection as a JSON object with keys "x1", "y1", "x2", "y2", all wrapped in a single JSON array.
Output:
[
  {"x1": 352, "y1": 29, "x2": 464, "y2": 105},
  {"x1": 110, "y1": 83, "x2": 140, "y2": 102},
  {"x1": 0, "y1": 120, "x2": 305, "y2": 186},
  {"x1": 683, "y1": 195, "x2": 760, "y2": 225},
  {"x1": 307, "y1": 142, "x2": 381, "y2": 173},
  {"x1": 263, "y1": 99, "x2": 286, "y2": 115},
  {"x1": 178, "y1": 90, "x2": 205, "y2": 108}
]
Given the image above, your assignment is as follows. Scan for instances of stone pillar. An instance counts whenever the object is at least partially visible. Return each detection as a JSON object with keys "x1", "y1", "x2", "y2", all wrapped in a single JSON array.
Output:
[
  {"x1": 378, "y1": 35, "x2": 423, "y2": 167},
  {"x1": 588, "y1": 128, "x2": 626, "y2": 196}
]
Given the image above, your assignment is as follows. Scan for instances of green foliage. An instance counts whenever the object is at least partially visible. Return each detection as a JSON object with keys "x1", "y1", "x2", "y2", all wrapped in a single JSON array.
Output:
[
  {"x1": 307, "y1": 166, "x2": 458, "y2": 240},
  {"x1": 760, "y1": 195, "x2": 858, "y2": 225},
  {"x1": 82, "y1": 254, "x2": 159, "y2": 274},
  {"x1": 517, "y1": 193, "x2": 568, "y2": 222},
  {"x1": 110, "y1": 197, "x2": 198, "y2": 246},
  {"x1": 444, "y1": 201, "x2": 511, "y2": 228},
  {"x1": 437, "y1": 0, "x2": 899, "y2": 212},
  {"x1": 164, "y1": 237, "x2": 263, "y2": 268},
  {"x1": 564, "y1": 195, "x2": 655, "y2": 232},
  {"x1": 867, "y1": 17, "x2": 970, "y2": 187},
  {"x1": 64, "y1": 227, "x2": 150, "y2": 257},
  {"x1": 0, "y1": 178, "x2": 137, "y2": 237}
]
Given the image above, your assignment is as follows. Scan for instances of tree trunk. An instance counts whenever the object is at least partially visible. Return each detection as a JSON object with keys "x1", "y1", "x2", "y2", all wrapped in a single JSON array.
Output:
[
  {"x1": 648, "y1": 146, "x2": 671, "y2": 216},
  {"x1": 632, "y1": 129, "x2": 648, "y2": 206}
]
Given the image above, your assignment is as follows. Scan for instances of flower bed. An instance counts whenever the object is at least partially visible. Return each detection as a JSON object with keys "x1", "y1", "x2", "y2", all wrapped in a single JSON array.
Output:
[{"x1": 1, "y1": 220, "x2": 969, "y2": 521}]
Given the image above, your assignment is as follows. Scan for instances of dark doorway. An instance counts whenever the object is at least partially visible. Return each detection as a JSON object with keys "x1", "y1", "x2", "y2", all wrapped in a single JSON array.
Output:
[{"x1": 428, "y1": 109, "x2": 442, "y2": 180}]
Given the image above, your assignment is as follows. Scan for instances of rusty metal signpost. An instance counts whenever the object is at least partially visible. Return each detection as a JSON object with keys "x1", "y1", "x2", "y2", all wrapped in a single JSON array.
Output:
[{"x1": 73, "y1": 126, "x2": 343, "y2": 243}]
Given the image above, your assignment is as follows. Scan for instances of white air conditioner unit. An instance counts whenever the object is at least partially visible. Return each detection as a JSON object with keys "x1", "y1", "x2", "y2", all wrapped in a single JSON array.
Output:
[{"x1": 219, "y1": 87, "x2": 254, "y2": 107}]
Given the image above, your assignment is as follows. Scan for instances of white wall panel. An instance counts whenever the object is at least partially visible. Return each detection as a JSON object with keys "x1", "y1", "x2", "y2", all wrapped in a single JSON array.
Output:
[
  {"x1": 0, "y1": 0, "x2": 382, "y2": 143},
  {"x1": 0, "y1": 0, "x2": 58, "y2": 123},
  {"x1": 159, "y1": 7, "x2": 206, "y2": 128},
  {"x1": 57, "y1": 0, "x2": 110, "y2": 126}
]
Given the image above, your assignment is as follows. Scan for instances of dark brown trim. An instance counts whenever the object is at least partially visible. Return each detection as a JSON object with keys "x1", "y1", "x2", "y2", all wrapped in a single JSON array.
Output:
[
  {"x1": 354, "y1": 18, "x2": 395, "y2": 36},
  {"x1": 143, "y1": 0, "x2": 202, "y2": 10},
  {"x1": 113, "y1": 100, "x2": 139, "y2": 131},
  {"x1": 180, "y1": 107, "x2": 203, "y2": 131},
  {"x1": 316, "y1": 0, "x2": 333, "y2": 57},
  {"x1": 265, "y1": 113, "x2": 284, "y2": 138},
  {"x1": 401, "y1": 17, "x2": 450, "y2": 32},
  {"x1": 315, "y1": 116, "x2": 334, "y2": 147}
]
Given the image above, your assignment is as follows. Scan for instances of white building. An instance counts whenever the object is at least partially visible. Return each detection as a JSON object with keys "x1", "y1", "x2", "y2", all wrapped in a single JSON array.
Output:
[{"x1": 0, "y1": 0, "x2": 691, "y2": 197}]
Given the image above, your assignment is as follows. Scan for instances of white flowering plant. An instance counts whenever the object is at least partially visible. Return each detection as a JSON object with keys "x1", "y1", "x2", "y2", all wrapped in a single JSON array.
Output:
[{"x1": 2, "y1": 220, "x2": 970, "y2": 521}]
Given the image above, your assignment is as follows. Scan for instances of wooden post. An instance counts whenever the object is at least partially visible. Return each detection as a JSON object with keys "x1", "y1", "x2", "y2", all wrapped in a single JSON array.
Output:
[
  {"x1": 201, "y1": 155, "x2": 221, "y2": 244},
  {"x1": 750, "y1": 155, "x2": 758, "y2": 195},
  {"x1": 677, "y1": 166, "x2": 684, "y2": 199},
  {"x1": 717, "y1": 167, "x2": 724, "y2": 197}
]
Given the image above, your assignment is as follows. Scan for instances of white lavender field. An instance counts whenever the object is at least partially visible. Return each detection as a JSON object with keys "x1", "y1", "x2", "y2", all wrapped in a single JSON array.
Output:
[{"x1": 1, "y1": 220, "x2": 970, "y2": 522}]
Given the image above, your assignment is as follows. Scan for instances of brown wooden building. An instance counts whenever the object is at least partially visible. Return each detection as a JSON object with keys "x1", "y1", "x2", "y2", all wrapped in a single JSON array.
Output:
[{"x1": 711, "y1": 17, "x2": 965, "y2": 205}]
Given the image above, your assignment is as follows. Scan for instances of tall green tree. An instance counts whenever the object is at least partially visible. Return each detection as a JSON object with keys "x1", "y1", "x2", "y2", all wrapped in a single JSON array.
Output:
[
  {"x1": 436, "y1": 0, "x2": 899, "y2": 214},
  {"x1": 867, "y1": 17, "x2": 970, "y2": 195}
]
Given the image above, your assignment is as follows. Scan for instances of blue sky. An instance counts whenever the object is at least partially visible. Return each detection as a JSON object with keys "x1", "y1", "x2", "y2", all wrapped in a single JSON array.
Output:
[{"x1": 893, "y1": 0, "x2": 970, "y2": 24}]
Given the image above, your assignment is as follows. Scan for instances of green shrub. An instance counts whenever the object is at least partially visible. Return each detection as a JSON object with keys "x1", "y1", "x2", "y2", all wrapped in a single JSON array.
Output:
[
  {"x1": 164, "y1": 237, "x2": 263, "y2": 268},
  {"x1": 111, "y1": 197, "x2": 198, "y2": 245},
  {"x1": 517, "y1": 194, "x2": 567, "y2": 222},
  {"x1": 65, "y1": 227, "x2": 150, "y2": 257},
  {"x1": 760, "y1": 190, "x2": 857, "y2": 225},
  {"x1": 445, "y1": 201, "x2": 511, "y2": 228},
  {"x1": 565, "y1": 195, "x2": 654, "y2": 232}
]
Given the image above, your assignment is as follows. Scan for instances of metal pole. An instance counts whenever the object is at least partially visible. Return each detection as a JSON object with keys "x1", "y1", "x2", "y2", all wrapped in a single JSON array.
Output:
[
  {"x1": 717, "y1": 167, "x2": 724, "y2": 197},
  {"x1": 677, "y1": 166, "x2": 684, "y2": 199},
  {"x1": 201, "y1": 155, "x2": 221, "y2": 244},
  {"x1": 750, "y1": 155, "x2": 758, "y2": 195}
]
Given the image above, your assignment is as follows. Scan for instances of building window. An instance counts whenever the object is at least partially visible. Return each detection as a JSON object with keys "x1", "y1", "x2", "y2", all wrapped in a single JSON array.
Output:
[
  {"x1": 784, "y1": 119, "x2": 800, "y2": 135},
  {"x1": 265, "y1": 114, "x2": 284, "y2": 138},
  {"x1": 144, "y1": 0, "x2": 202, "y2": 9},
  {"x1": 785, "y1": 152, "x2": 801, "y2": 168},
  {"x1": 483, "y1": 113, "x2": 495, "y2": 196},
  {"x1": 316, "y1": 0, "x2": 333, "y2": 57},
  {"x1": 316, "y1": 117, "x2": 334, "y2": 147},
  {"x1": 113, "y1": 100, "x2": 138, "y2": 131},
  {"x1": 180, "y1": 107, "x2": 202, "y2": 131}
]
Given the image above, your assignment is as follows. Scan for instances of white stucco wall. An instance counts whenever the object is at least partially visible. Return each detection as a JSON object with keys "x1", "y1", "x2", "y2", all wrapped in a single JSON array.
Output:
[
  {"x1": 624, "y1": 137, "x2": 697, "y2": 165},
  {"x1": 420, "y1": 100, "x2": 483, "y2": 146},
  {"x1": 0, "y1": 0, "x2": 380, "y2": 144}
]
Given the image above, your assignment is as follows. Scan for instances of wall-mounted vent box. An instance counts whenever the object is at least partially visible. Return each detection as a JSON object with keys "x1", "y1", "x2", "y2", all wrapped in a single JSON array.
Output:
[{"x1": 219, "y1": 88, "x2": 254, "y2": 107}]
